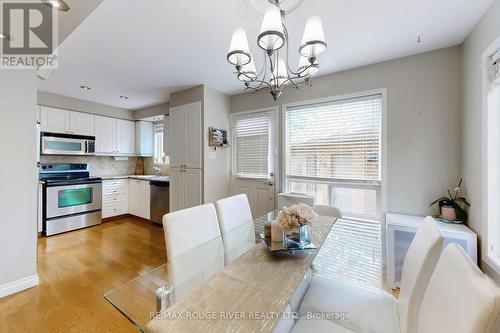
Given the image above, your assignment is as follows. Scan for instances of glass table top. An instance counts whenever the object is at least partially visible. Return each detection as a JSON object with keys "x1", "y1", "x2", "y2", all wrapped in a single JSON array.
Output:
[{"x1": 104, "y1": 210, "x2": 384, "y2": 332}]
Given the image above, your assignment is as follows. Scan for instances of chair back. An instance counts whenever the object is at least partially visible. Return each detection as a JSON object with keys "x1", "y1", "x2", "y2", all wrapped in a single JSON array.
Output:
[
  {"x1": 398, "y1": 216, "x2": 444, "y2": 333},
  {"x1": 163, "y1": 204, "x2": 224, "y2": 301},
  {"x1": 215, "y1": 194, "x2": 255, "y2": 264},
  {"x1": 417, "y1": 244, "x2": 500, "y2": 333},
  {"x1": 313, "y1": 205, "x2": 342, "y2": 218},
  {"x1": 277, "y1": 193, "x2": 314, "y2": 209}
]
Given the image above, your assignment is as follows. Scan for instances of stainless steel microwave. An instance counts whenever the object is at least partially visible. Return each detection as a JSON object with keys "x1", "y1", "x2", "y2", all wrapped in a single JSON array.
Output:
[{"x1": 41, "y1": 133, "x2": 95, "y2": 156}]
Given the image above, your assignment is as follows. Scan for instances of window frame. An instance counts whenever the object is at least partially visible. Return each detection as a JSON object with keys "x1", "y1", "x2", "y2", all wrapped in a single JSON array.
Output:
[
  {"x1": 482, "y1": 36, "x2": 500, "y2": 274},
  {"x1": 281, "y1": 89, "x2": 387, "y2": 222},
  {"x1": 153, "y1": 122, "x2": 165, "y2": 165}
]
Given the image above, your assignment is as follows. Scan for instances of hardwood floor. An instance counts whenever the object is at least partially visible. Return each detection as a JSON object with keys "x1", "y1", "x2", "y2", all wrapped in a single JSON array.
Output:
[{"x1": 0, "y1": 216, "x2": 166, "y2": 333}]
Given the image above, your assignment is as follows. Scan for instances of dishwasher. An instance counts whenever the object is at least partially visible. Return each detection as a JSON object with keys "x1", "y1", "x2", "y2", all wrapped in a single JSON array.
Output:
[{"x1": 150, "y1": 180, "x2": 170, "y2": 224}]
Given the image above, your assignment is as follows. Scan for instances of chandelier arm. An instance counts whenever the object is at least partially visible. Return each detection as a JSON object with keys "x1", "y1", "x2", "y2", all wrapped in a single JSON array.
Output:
[{"x1": 245, "y1": 77, "x2": 274, "y2": 90}]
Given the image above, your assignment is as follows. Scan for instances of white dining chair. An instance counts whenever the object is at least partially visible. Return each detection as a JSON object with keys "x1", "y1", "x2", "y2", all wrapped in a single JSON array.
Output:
[
  {"x1": 416, "y1": 243, "x2": 500, "y2": 333},
  {"x1": 215, "y1": 194, "x2": 256, "y2": 265},
  {"x1": 291, "y1": 244, "x2": 500, "y2": 333},
  {"x1": 162, "y1": 203, "x2": 224, "y2": 302},
  {"x1": 298, "y1": 216, "x2": 444, "y2": 333},
  {"x1": 313, "y1": 205, "x2": 342, "y2": 218},
  {"x1": 278, "y1": 192, "x2": 315, "y2": 209}
]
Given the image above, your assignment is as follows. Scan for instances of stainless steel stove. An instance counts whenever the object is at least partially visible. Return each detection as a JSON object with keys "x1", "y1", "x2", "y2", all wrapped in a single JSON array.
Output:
[{"x1": 39, "y1": 163, "x2": 102, "y2": 236}]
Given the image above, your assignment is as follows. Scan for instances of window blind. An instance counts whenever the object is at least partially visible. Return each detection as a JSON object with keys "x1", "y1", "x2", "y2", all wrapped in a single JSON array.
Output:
[
  {"x1": 234, "y1": 112, "x2": 271, "y2": 178},
  {"x1": 286, "y1": 94, "x2": 382, "y2": 182}
]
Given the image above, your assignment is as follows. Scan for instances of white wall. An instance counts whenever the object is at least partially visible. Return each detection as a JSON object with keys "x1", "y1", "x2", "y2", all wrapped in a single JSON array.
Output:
[
  {"x1": 462, "y1": 0, "x2": 500, "y2": 282},
  {"x1": 231, "y1": 46, "x2": 462, "y2": 217},
  {"x1": 0, "y1": 71, "x2": 39, "y2": 297},
  {"x1": 203, "y1": 86, "x2": 231, "y2": 203},
  {"x1": 133, "y1": 102, "x2": 169, "y2": 120},
  {"x1": 37, "y1": 91, "x2": 134, "y2": 120}
]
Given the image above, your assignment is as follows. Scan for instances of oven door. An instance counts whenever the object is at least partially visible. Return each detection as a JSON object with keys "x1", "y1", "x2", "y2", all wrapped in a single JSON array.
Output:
[
  {"x1": 46, "y1": 183, "x2": 102, "y2": 218},
  {"x1": 42, "y1": 136, "x2": 87, "y2": 155}
]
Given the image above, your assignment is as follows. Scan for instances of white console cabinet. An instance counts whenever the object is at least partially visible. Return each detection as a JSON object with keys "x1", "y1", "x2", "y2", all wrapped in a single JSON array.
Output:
[{"x1": 386, "y1": 213, "x2": 477, "y2": 289}]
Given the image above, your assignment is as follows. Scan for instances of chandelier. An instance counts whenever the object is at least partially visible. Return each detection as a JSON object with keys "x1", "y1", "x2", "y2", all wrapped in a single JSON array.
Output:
[{"x1": 226, "y1": 0, "x2": 327, "y2": 100}]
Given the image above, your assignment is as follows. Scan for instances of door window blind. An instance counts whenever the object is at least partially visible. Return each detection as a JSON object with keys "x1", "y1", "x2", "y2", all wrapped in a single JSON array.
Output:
[
  {"x1": 286, "y1": 94, "x2": 382, "y2": 182},
  {"x1": 234, "y1": 112, "x2": 270, "y2": 178}
]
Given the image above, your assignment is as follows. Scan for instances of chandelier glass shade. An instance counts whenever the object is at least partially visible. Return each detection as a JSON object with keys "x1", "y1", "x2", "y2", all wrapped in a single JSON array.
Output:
[{"x1": 227, "y1": 1, "x2": 327, "y2": 100}]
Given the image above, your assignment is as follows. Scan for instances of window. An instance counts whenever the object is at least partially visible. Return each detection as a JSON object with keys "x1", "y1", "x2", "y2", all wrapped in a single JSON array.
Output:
[
  {"x1": 285, "y1": 93, "x2": 383, "y2": 220},
  {"x1": 153, "y1": 122, "x2": 164, "y2": 164},
  {"x1": 485, "y1": 42, "x2": 500, "y2": 270},
  {"x1": 234, "y1": 112, "x2": 272, "y2": 179}
]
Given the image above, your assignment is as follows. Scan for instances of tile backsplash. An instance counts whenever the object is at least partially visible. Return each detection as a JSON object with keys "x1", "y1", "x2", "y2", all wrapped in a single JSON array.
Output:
[{"x1": 40, "y1": 155, "x2": 156, "y2": 176}]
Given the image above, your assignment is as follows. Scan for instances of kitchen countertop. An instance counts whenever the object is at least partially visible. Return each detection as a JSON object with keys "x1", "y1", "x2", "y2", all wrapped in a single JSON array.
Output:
[{"x1": 98, "y1": 175, "x2": 170, "y2": 182}]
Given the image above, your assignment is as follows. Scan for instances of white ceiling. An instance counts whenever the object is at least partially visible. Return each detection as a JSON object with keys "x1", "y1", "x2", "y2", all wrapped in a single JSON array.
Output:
[{"x1": 38, "y1": 0, "x2": 493, "y2": 110}]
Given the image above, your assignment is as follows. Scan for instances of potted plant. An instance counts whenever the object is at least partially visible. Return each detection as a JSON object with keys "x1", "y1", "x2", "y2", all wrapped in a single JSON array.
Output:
[{"x1": 430, "y1": 179, "x2": 470, "y2": 222}]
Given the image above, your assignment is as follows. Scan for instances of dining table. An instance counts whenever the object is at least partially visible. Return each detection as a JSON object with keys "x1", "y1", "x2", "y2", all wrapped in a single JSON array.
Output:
[{"x1": 104, "y1": 210, "x2": 339, "y2": 332}]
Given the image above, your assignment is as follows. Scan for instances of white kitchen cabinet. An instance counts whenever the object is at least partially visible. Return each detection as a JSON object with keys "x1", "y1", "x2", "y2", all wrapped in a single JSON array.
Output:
[
  {"x1": 136, "y1": 121, "x2": 153, "y2": 156},
  {"x1": 169, "y1": 102, "x2": 202, "y2": 168},
  {"x1": 169, "y1": 168, "x2": 202, "y2": 212},
  {"x1": 95, "y1": 115, "x2": 117, "y2": 154},
  {"x1": 70, "y1": 111, "x2": 95, "y2": 136},
  {"x1": 163, "y1": 115, "x2": 170, "y2": 156},
  {"x1": 138, "y1": 181, "x2": 151, "y2": 219},
  {"x1": 95, "y1": 116, "x2": 136, "y2": 155},
  {"x1": 40, "y1": 106, "x2": 95, "y2": 136},
  {"x1": 184, "y1": 169, "x2": 202, "y2": 209},
  {"x1": 102, "y1": 179, "x2": 129, "y2": 218},
  {"x1": 116, "y1": 119, "x2": 136, "y2": 155},
  {"x1": 128, "y1": 179, "x2": 139, "y2": 216},
  {"x1": 40, "y1": 106, "x2": 69, "y2": 134},
  {"x1": 128, "y1": 179, "x2": 150, "y2": 219}
]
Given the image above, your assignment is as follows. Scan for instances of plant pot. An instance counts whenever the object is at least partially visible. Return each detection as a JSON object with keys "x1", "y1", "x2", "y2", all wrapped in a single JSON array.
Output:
[{"x1": 440, "y1": 205, "x2": 457, "y2": 221}]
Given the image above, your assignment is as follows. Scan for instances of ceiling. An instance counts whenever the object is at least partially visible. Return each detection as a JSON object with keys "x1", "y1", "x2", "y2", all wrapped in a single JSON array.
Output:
[{"x1": 38, "y1": 0, "x2": 493, "y2": 110}]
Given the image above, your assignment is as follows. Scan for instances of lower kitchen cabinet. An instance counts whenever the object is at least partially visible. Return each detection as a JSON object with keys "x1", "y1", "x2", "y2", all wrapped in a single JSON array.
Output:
[
  {"x1": 169, "y1": 168, "x2": 202, "y2": 212},
  {"x1": 102, "y1": 179, "x2": 129, "y2": 218},
  {"x1": 128, "y1": 179, "x2": 150, "y2": 220}
]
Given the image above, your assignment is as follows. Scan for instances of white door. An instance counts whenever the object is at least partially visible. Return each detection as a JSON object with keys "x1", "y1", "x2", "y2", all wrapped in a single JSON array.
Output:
[
  {"x1": 138, "y1": 181, "x2": 151, "y2": 219},
  {"x1": 95, "y1": 116, "x2": 116, "y2": 154},
  {"x1": 69, "y1": 111, "x2": 95, "y2": 136},
  {"x1": 232, "y1": 110, "x2": 277, "y2": 219},
  {"x1": 40, "y1": 106, "x2": 69, "y2": 134},
  {"x1": 116, "y1": 119, "x2": 136, "y2": 154},
  {"x1": 169, "y1": 169, "x2": 184, "y2": 212},
  {"x1": 128, "y1": 179, "x2": 139, "y2": 216},
  {"x1": 184, "y1": 169, "x2": 202, "y2": 209},
  {"x1": 183, "y1": 102, "x2": 202, "y2": 168}
]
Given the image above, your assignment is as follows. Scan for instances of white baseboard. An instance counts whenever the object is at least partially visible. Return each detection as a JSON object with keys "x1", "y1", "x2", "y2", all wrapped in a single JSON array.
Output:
[{"x1": 0, "y1": 274, "x2": 39, "y2": 298}]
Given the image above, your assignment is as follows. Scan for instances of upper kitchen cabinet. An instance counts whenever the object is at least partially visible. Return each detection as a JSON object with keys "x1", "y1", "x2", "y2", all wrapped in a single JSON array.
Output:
[
  {"x1": 136, "y1": 121, "x2": 153, "y2": 156},
  {"x1": 95, "y1": 115, "x2": 116, "y2": 154},
  {"x1": 95, "y1": 116, "x2": 135, "y2": 155},
  {"x1": 40, "y1": 106, "x2": 95, "y2": 136},
  {"x1": 69, "y1": 111, "x2": 95, "y2": 136},
  {"x1": 169, "y1": 102, "x2": 202, "y2": 168},
  {"x1": 116, "y1": 119, "x2": 136, "y2": 155}
]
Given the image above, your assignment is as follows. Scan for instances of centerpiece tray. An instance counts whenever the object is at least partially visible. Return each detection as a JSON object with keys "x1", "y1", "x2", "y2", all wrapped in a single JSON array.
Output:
[{"x1": 262, "y1": 234, "x2": 318, "y2": 254}]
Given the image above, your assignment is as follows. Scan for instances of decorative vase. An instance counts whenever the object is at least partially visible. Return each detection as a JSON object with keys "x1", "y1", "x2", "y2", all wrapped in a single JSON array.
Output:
[
  {"x1": 285, "y1": 225, "x2": 311, "y2": 247},
  {"x1": 441, "y1": 205, "x2": 457, "y2": 221}
]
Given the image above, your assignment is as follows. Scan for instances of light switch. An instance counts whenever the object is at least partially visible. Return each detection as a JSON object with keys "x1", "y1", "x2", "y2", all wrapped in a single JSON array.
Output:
[{"x1": 208, "y1": 151, "x2": 216, "y2": 160}]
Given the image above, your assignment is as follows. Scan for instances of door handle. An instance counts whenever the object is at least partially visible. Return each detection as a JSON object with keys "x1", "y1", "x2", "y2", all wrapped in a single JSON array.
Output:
[{"x1": 268, "y1": 181, "x2": 273, "y2": 186}]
